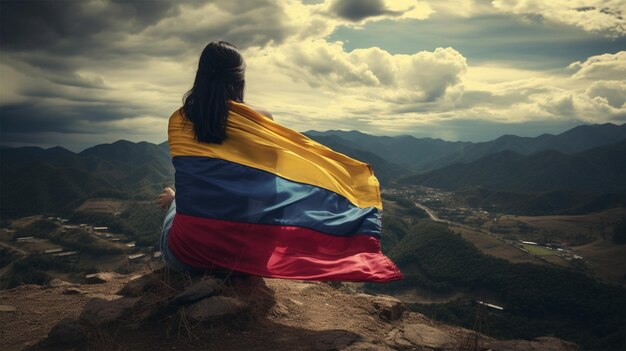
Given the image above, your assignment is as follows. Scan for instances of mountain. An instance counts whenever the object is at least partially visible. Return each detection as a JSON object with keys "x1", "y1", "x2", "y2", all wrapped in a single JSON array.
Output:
[
  {"x1": 397, "y1": 139, "x2": 626, "y2": 215},
  {"x1": 307, "y1": 123, "x2": 626, "y2": 171},
  {"x1": 400, "y1": 139, "x2": 626, "y2": 193},
  {"x1": 305, "y1": 130, "x2": 469, "y2": 171},
  {"x1": 0, "y1": 140, "x2": 174, "y2": 218}
]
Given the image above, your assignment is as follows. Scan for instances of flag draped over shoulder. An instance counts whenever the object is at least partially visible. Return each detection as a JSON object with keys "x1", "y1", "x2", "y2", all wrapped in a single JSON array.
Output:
[{"x1": 167, "y1": 101, "x2": 403, "y2": 282}]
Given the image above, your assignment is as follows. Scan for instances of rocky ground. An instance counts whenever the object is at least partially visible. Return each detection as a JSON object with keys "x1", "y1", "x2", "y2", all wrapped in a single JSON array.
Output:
[{"x1": 0, "y1": 268, "x2": 580, "y2": 351}]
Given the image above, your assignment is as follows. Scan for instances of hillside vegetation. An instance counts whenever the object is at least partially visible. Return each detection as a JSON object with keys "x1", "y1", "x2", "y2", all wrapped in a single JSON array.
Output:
[{"x1": 371, "y1": 207, "x2": 626, "y2": 350}]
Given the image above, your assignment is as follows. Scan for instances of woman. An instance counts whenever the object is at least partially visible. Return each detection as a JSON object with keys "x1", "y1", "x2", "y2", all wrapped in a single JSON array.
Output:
[{"x1": 158, "y1": 41, "x2": 402, "y2": 282}]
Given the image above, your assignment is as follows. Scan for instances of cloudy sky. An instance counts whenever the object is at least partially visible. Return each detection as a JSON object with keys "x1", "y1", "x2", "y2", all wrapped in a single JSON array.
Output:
[{"x1": 1, "y1": 0, "x2": 625, "y2": 151}]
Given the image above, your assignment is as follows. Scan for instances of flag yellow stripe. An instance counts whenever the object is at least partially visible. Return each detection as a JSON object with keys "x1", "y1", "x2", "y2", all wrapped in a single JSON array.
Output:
[{"x1": 168, "y1": 101, "x2": 382, "y2": 210}]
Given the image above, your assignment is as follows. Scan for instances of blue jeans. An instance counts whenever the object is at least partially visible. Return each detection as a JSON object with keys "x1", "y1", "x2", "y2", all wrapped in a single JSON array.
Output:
[{"x1": 159, "y1": 200, "x2": 201, "y2": 273}]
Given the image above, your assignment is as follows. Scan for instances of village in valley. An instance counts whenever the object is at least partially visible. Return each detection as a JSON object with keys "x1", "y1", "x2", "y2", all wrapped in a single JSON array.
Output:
[
  {"x1": 0, "y1": 208, "x2": 162, "y2": 288},
  {"x1": 384, "y1": 186, "x2": 625, "y2": 285}
]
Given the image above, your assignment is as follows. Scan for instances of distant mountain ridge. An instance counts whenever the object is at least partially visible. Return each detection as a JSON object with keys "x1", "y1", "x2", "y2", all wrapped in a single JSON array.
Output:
[
  {"x1": 306, "y1": 123, "x2": 626, "y2": 171},
  {"x1": 2, "y1": 122, "x2": 624, "y2": 218},
  {"x1": 401, "y1": 139, "x2": 626, "y2": 193}
]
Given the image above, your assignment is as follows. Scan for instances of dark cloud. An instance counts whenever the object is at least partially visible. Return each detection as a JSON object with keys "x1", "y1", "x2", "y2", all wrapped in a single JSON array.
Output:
[
  {"x1": 0, "y1": 0, "x2": 295, "y2": 146},
  {"x1": 329, "y1": 0, "x2": 400, "y2": 22},
  {"x1": 0, "y1": 101, "x2": 148, "y2": 135},
  {"x1": 0, "y1": 0, "x2": 180, "y2": 54}
]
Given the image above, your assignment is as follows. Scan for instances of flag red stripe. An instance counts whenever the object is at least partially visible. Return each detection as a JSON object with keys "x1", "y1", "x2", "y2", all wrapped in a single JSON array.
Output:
[{"x1": 168, "y1": 213, "x2": 403, "y2": 282}]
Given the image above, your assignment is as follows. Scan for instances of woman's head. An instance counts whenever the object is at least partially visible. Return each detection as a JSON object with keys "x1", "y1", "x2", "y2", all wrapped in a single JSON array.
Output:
[{"x1": 182, "y1": 41, "x2": 245, "y2": 144}]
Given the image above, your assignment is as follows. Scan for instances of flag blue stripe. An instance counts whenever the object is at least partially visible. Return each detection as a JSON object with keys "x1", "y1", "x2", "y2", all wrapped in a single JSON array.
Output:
[{"x1": 173, "y1": 156, "x2": 381, "y2": 238}]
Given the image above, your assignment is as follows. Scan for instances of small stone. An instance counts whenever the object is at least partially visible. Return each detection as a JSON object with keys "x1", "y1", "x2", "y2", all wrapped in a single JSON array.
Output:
[
  {"x1": 385, "y1": 328, "x2": 412, "y2": 348},
  {"x1": 172, "y1": 278, "x2": 221, "y2": 305},
  {"x1": 46, "y1": 318, "x2": 87, "y2": 347},
  {"x1": 371, "y1": 295, "x2": 406, "y2": 321},
  {"x1": 118, "y1": 273, "x2": 160, "y2": 297},
  {"x1": 79, "y1": 297, "x2": 139, "y2": 326},
  {"x1": 186, "y1": 296, "x2": 247, "y2": 323},
  {"x1": 63, "y1": 288, "x2": 85, "y2": 295},
  {"x1": 0, "y1": 304, "x2": 16, "y2": 312},
  {"x1": 288, "y1": 298, "x2": 304, "y2": 306},
  {"x1": 85, "y1": 293, "x2": 123, "y2": 301},
  {"x1": 85, "y1": 272, "x2": 120, "y2": 284},
  {"x1": 271, "y1": 302, "x2": 289, "y2": 317}
]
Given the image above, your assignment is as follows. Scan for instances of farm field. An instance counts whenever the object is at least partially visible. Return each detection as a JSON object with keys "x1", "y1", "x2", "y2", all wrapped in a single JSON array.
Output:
[
  {"x1": 449, "y1": 225, "x2": 547, "y2": 266},
  {"x1": 489, "y1": 208, "x2": 624, "y2": 244},
  {"x1": 521, "y1": 244, "x2": 554, "y2": 256},
  {"x1": 572, "y1": 239, "x2": 626, "y2": 286}
]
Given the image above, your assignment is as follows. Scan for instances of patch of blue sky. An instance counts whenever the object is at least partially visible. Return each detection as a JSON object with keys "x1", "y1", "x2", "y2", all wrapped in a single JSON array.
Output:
[{"x1": 328, "y1": 14, "x2": 625, "y2": 71}]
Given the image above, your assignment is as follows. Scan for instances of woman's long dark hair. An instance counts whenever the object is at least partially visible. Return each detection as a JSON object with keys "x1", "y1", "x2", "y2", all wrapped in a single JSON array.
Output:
[{"x1": 182, "y1": 41, "x2": 245, "y2": 144}]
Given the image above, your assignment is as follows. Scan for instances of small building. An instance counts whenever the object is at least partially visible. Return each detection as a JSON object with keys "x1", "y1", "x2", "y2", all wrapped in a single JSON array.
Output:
[
  {"x1": 126, "y1": 242, "x2": 136, "y2": 248},
  {"x1": 152, "y1": 251, "x2": 162, "y2": 258},
  {"x1": 93, "y1": 227, "x2": 108, "y2": 231},
  {"x1": 521, "y1": 241, "x2": 538, "y2": 245},
  {"x1": 128, "y1": 253, "x2": 145, "y2": 261},
  {"x1": 44, "y1": 248, "x2": 63, "y2": 254},
  {"x1": 16, "y1": 236, "x2": 35, "y2": 242},
  {"x1": 477, "y1": 300, "x2": 504, "y2": 311},
  {"x1": 53, "y1": 251, "x2": 77, "y2": 257}
]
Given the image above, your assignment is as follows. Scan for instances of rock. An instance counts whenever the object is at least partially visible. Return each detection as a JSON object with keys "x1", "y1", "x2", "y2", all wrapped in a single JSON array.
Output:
[
  {"x1": 118, "y1": 273, "x2": 161, "y2": 297},
  {"x1": 390, "y1": 323, "x2": 455, "y2": 349},
  {"x1": 46, "y1": 318, "x2": 87, "y2": 347},
  {"x1": 288, "y1": 298, "x2": 304, "y2": 306},
  {"x1": 186, "y1": 296, "x2": 247, "y2": 323},
  {"x1": 270, "y1": 302, "x2": 289, "y2": 317},
  {"x1": 172, "y1": 278, "x2": 221, "y2": 305},
  {"x1": 385, "y1": 328, "x2": 412, "y2": 348},
  {"x1": 62, "y1": 287, "x2": 85, "y2": 295},
  {"x1": 370, "y1": 295, "x2": 406, "y2": 321},
  {"x1": 486, "y1": 336, "x2": 581, "y2": 351},
  {"x1": 79, "y1": 297, "x2": 139, "y2": 326},
  {"x1": 85, "y1": 272, "x2": 120, "y2": 284},
  {"x1": 403, "y1": 323, "x2": 455, "y2": 348},
  {"x1": 0, "y1": 304, "x2": 16, "y2": 312}
]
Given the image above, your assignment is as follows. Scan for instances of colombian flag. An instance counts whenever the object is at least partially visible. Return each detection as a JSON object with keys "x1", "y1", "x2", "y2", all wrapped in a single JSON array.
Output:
[{"x1": 167, "y1": 101, "x2": 402, "y2": 282}]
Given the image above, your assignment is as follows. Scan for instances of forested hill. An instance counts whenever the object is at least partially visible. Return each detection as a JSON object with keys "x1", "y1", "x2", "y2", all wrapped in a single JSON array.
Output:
[
  {"x1": 0, "y1": 140, "x2": 173, "y2": 218},
  {"x1": 371, "y1": 201, "x2": 626, "y2": 350},
  {"x1": 399, "y1": 139, "x2": 626, "y2": 193}
]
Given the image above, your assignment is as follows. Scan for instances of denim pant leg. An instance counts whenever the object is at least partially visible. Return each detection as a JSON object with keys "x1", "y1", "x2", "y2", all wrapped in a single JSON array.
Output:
[{"x1": 159, "y1": 200, "x2": 200, "y2": 273}]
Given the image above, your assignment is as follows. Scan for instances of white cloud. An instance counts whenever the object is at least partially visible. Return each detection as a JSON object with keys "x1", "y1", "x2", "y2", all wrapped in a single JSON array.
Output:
[
  {"x1": 267, "y1": 40, "x2": 467, "y2": 102},
  {"x1": 569, "y1": 51, "x2": 626, "y2": 80},
  {"x1": 491, "y1": 0, "x2": 626, "y2": 37},
  {"x1": 585, "y1": 80, "x2": 626, "y2": 108}
]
